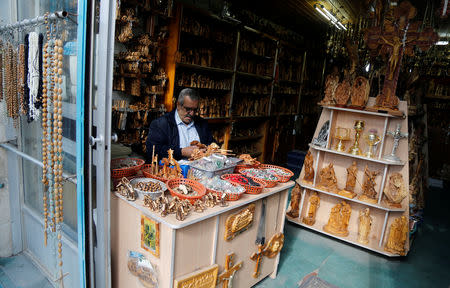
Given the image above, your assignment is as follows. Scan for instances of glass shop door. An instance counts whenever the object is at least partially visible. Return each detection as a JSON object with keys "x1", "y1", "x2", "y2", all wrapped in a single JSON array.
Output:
[{"x1": 87, "y1": 0, "x2": 116, "y2": 287}]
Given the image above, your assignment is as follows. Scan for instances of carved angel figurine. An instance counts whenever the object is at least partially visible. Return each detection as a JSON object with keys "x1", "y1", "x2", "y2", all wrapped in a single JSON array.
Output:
[
  {"x1": 357, "y1": 208, "x2": 372, "y2": 244},
  {"x1": 384, "y1": 172, "x2": 407, "y2": 207}
]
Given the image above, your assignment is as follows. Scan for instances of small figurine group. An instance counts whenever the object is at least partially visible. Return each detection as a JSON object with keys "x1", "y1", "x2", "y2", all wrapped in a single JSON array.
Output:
[
  {"x1": 144, "y1": 192, "x2": 227, "y2": 221},
  {"x1": 116, "y1": 177, "x2": 137, "y2": 201}
]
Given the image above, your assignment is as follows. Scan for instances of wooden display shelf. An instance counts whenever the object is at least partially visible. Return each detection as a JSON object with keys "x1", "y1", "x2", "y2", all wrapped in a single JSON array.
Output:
[
  {"x1": 278, "y1": 79, "x2": 301, "y2": 85},
  {"x1": 236, "y1": 71, "x2": 272, "y2": 81},
  {"x1": 112, "y1": 181, "x2": 294, "y2": 288},
  {"x1": 233, "y1": 115, "x2": 269, "y2": 121},
  {"x1": 229, "y1": 135, "x2": 263, "y2": 142},
  {"x1": 176, "y1": 62, "x2": 234, "y2": 74},
  {"x1": 175, "y1": 84, "x2": 231, "y2": 91},
  {"x1": 308, "y1": 144, "x2": 405, "y2": 166},
  {"x1": 180, "y1": 29, "x2": 235, "y2": 46},
  {"x1": 298, "y1": 182, "x2": 405, "y2": 212},
  {"x1": 238, "y1": 50, "x2": 273, "y2": 61},
  {"x1": 204, "y1": 117, "x2": 232, "y2": 123},
  {"x1": 286, "y1": 215, "x2": 398, "y2": 257},
  {"x1": 321, "y1": 105, "x2": 404, "y2": 118}
]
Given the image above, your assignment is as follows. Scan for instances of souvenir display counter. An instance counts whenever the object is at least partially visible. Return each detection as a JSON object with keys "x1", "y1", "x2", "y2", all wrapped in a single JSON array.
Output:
[{"x1": 111, "y1": 180, "x2": 294, "y2": 288}]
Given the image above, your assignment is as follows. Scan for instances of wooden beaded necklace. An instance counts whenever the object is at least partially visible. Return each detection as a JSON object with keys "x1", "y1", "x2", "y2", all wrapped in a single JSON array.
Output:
[{"x1": 42, "y1": 12, "x2": 50, "y2": 244}]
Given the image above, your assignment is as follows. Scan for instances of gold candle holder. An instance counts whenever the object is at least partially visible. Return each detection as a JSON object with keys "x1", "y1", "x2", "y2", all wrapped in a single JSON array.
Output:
[
  {"x1": 348, "y1": 120, "x2": 365, "y2": 155},
  {"x1": 364, "y1": 129, "x2": 381, "y2": 158},
  {"x1": 334, "y1": 127, "x2": 350, "y2": 152}
]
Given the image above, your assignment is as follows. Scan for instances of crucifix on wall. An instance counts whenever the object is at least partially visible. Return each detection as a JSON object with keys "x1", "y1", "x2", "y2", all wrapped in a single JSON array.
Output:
[{"x1": 365, "y1": 1, "x2": 438, "y2": 112}]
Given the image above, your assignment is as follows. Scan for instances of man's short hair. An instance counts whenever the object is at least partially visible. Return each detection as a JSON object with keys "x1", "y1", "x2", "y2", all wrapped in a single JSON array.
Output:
[{"x1": 177, "y1": 88, "x2": 199, "y2": 106}]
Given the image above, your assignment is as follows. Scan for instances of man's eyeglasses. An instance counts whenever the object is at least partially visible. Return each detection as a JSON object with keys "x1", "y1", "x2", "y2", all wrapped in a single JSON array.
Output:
[{"x1": 182, "y1": 105, "x2": 198, "y2": 113}]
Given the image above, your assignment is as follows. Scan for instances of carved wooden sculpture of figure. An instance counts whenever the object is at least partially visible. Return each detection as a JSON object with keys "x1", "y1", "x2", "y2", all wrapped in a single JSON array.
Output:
[
  {"x1": 384, "y1": 172, "x2": 407, "y2": 208},
  {"x1": 350, "y1": 76, "x2": 370, "y2": 108},
  {"x1": 323, "y1": 201, "x2": 351, "y2": 237},
  {"x1": 286, "y1": 184, "x2": 302, "y2": 218},
  {"x1": 302, "y1": 192, "x2": 320, "y2": 226},
  {"x1": 318, "y1": 163, "x2": 338, "y2": 192},
  {"x1": 338, "y1": 161, "x2": 358, "y2": 199},
  {"x1": 359, "y1": 165, "x2": 380, "y2": 204},
  {"x1": 357, "y1": 208, "x2": 373, "y2": 244},
  {"x1": 319, "y1": 72, "x2": 339, "y2": 105},
  {"x1": 334, "y1": 80, "x2": 351, "y2": 106},
  {"x1": 385, "y1": 216, "x2": 408, "y2": 255},
  {"x1": 302, "y1": 151, "x2": 315, "y2": 183}
]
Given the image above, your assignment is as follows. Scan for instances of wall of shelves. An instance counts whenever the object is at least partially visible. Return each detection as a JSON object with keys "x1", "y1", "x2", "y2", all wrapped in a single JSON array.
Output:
[{"x1": 287, "y1": 98, "x2": 410, "y2": 256}]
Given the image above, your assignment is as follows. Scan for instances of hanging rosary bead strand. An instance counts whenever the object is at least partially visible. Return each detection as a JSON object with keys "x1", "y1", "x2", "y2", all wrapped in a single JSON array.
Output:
[
  {"x1": 0, "y1": 41, "x2": 3, "y2": 101},
  {"x1": 42, "y1": 13, "x2": 50, "y2": 245},
  {"x1": 18, "y1": 44, "x2": 26, "y2": 115}
]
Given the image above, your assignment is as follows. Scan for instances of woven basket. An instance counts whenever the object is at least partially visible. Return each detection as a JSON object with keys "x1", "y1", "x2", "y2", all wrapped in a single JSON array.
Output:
[
  {"x1": 141, "y1": 164, "x2": 168, "y2": 183},
  {"x1": 111, "y1": 158, "x2": 145, "y2": 178},
  {"x1": 259, "y1": 164, "x2": 294, "y2": 183},
  {"x1": 206, "y1": 181, "x2": 245, "y2": 201},
  {"x1": 234, "y1": 161, "x2": 261, "y2": 173},
  {"x1": 167, "y1": 178, "x2": 206, "y2": 204},
  {"x1": 239, "y1": 168, "x2": 280, "y2": 188},
  {"x1": 221, "y1": 174, "x2": 266, "y2": 194}
]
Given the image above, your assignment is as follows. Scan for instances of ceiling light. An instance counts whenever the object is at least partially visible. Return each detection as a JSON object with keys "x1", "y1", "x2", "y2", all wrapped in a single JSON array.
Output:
[
  {"x1": 320, "y1": 6, "x2": 338, "y2": 23},
  {"x1": 314, "y1": 4, "x2": 330, "y2": 21},
  {"x1": 337, "y1": 21, "x2": 347, "y2": 31},
  {"x1": 436, "y1": 41, "x2": 449, "y2": 45},
  {"x1": 332, "y1": 21, "x2": 341, "y2": 30}
]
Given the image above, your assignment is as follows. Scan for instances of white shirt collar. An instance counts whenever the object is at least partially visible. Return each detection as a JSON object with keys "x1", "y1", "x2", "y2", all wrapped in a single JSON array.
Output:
[{"x1": 175, "y1": 109, "x2": 195, "y2": 128}]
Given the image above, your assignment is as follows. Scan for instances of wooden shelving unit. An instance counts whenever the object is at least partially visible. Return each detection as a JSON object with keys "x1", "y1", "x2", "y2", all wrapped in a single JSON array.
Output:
[{"x1": 287, "y1": 99, "x2": 410, "y2": 256}]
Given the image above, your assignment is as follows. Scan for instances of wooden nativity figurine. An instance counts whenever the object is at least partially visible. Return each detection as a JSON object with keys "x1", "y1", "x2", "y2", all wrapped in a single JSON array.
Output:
[
  {"x1": 384, "y1": 172, "x2": 407, "y2": 208},
  {"x1": 319, "y1": 71, "x2": 339, "y2": 106},
  {"x1": 318, "y1": 163, "x2": 338, "y2": 192},
  {"x1": 358, "y1": 165, "x2": 380, "y2": 204},
  {"x1": 302, "y1": 151, "x2": 315, "y2": 184},
  {"x1": 334, "y1": 80, "x2": 351, "y2": 106},
  {"x1": 357, "y1": 208, "x2": 372, "y2": 244},
  {"x1": 323, "y1": 200, "x2": 352, "y2": 237},
  {"x1": 302, "y1": 192, "x2": 320, "y2": 226},
  {"x1": 350, "y1": 76, "x2": 370, "y2": 108},
  {"x1": 385, "y1": 216, "x2": 408, "y2": 255},
  {"x1": 338, "y1": 161, "x2": 358, "y2": 199},
  {"x1": 286, "y1": 184, "x2": 302, "y2": 218}
]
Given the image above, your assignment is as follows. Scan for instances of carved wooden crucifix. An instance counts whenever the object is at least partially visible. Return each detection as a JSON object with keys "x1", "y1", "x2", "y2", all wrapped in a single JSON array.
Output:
[
  {"x1": 217, "y1": 253, "x2": 243, "y2": 288},
  {"x1": 250, "y1": 244, "x2": 265, "y2": 278},
  {"x1": 365, "y1": 1, "x2": 438, "y2": 111}
]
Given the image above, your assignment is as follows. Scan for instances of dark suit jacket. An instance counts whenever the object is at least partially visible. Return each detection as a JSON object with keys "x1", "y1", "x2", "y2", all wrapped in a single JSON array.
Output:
[{"x1": 146, "y1": 110, "x2": 214, "y2": 160}]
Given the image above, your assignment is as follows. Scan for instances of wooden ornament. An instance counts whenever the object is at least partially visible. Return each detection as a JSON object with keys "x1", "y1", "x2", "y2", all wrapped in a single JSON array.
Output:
[
  {"x1": 262, "y1": 232, "x2": 284, "y2": 258},
  {"x1": 385, "y1": 216, "x2": 408, "y2": 255},
  {"x1": 249, "y1": 244, "x2": 264, "y2": 278},
  {"x1": 357, "y1": 208, "x2": 372, "y2": 244},
  {"x1": 323, "y1": 201, "x2": 352, "y2": 237},
  {"x1": 217, "y1": 253, "x2": 243, "y2": 288},
  {"x1": 224, "y1": 204, "x2": 256, "y2": 241},
  {"x1": 302, "y1": 151, "x2": 314, "y2": 184},
  {"x1": 317, "y1": 163, "x2": 338, "y2": 192},
  {"x1": 337, "y1": 161, "x2": 358, "y2": 199},
  {"x1": 174, "y1": 264, "x2": 219, "y2": 288},
  {"x1": 383, "y1": 172, "x2": 407, "y2": 208},
  {"x1": 358, "y1": 165, "x2": 380, "y2": 204},
  {"x1": 302, "y1": 192, "x2": 320, "y2": 226},
  {"x1": 286, "y1": 184, "x2": 302, "y2": 218}
]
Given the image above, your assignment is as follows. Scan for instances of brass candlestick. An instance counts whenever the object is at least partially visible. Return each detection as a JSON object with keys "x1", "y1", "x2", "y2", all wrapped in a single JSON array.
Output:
[
  {"x1": 364, "y1": 129, "x2": 381, "y2": 158},
  {"x1": 334, "y1": 127, "x2": 351, "y2": 152},
  {"x1": 348, "y1": 120, "x2": 365, "y2": 155}
]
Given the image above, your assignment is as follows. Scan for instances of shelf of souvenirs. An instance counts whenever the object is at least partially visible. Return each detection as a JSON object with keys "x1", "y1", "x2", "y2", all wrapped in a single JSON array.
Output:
[
  {"x1": 277, "y1": 79, "x2": 302, "y2": 85},
  {"x1": 297, "y1": 182, "x2": 405, "y2": 212},
  {"x1": 233, "y1": 115, "x2": 270, "y2": 121},
  {"x1": 203, "y1": 117, "x2": 232, "y2": 123},
  {"x1": 238, "y1": 49, "x2": 274, "y2": 61},
  {"x1": 176, "y1": 62, "x2": 234, "y2": 74},
  {"x1": 229, "y1": 135, "x2": 263, "y2": 142},
  {"x1": 320, "y1": 105, "x2": 404, "y2": 118},
  {"x1": 308, "y1": 144, "x2": 405, "y2": 166},
  {"x1": 236, "y1": 71, "x2": 272, "y2": 81},
  {"x1": 180, "y1": 26, "x2": 235, "y2": 46},
  {"x1": 175, "y1": 84, "x2": 231, "y2": 91},
  {"x1": 285, "y1": 215, "x2": 399, "y2": 257},
  {"x1": 425, "y1": 93, "x2": 450, "y2": 100}
]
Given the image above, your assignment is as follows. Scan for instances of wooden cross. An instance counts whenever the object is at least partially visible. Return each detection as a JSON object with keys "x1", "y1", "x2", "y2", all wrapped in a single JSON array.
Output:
[
  {"x1": 217, "y1": 253, "x2": 243, "y2": 288},
  {"x1": 56, "y1": 270, "x2": 69, "y2": 288},
  {"x1": 365, "y1": 1, "x2": 438, "y2": 110},
  {"x1": 250, "y1": 244, "x2": 265, "y2": 278}
]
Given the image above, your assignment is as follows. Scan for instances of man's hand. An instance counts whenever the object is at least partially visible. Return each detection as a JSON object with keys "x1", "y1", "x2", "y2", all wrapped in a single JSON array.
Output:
[{"x1": 181, "y1": 146, "x2": 198, "y2": 158}]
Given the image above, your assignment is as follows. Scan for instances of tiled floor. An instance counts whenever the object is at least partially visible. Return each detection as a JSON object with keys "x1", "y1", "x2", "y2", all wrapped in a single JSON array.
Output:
[
  {"x1": 1, "y1": 187, "x2": 449, "y2": 288},
  {"x1": 254, "y1": 186, "x2": 450, "y2": 288}
]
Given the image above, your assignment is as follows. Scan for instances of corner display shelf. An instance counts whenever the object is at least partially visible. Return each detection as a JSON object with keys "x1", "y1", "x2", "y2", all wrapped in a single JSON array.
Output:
[{"x1": 286, "y1": 97, "x2": 410, "y2": 257}]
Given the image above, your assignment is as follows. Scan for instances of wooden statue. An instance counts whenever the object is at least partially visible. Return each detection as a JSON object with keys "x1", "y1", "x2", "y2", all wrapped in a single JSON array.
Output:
[
  {"x1": 319, "y1": 72, "x2": 339, "y2": 105},
  {"x1": 286, "y1": 184, "x2": 302, "y2": 218},
  {"x1": 350, "y1": 76, "x2": 370, "y2": 108},
  {"x1": 357, "y1": 208, "x2": 372, "y2": 244},
  {"x1": 318, "y1": 163, "x2": 338, "y2": 192},
  {"x1": 338, "y1": 161, "x2": 358, "y2": 199},
  {"x1": 358, "y1": 165, "x2": 380, "y2": 204},
  {"x1": 384, "y1": 172, "x2": 407, "y2": 208},
  {"x1": 385, "y1": 216, "x2": 408, "y2": 255},
  {"x1": 323, "y1": 201, "x2": 351, "y2": 237},
  {"x1": 365, "y1": 1, "x2": 438, "y2": 112},
  {"x1": 302, "y1": 151, "x2": 315, "y2": 183},
  {"x1": 334, "y1": 80, "x2": 351, "y2": 106},
  {"x1": 302, "y1": 192, "x2": 320, "y2": 226},
  {"x1": 161, "y1": 149, "x2": 182, "y2": 179}
]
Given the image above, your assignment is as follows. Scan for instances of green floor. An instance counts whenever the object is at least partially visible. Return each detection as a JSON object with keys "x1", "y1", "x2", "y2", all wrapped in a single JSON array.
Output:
[
  {"x1": 1, "y1": 187, "x2": 449, "y2": 288},
  {"x1": 254, "y1": 185, "x2": 450, "y2": 288}
]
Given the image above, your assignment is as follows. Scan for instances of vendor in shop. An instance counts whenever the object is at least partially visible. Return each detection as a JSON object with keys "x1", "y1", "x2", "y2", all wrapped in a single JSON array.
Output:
[{"x1": 146, "y1": 88, "x2": 214, "y2": 160}]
